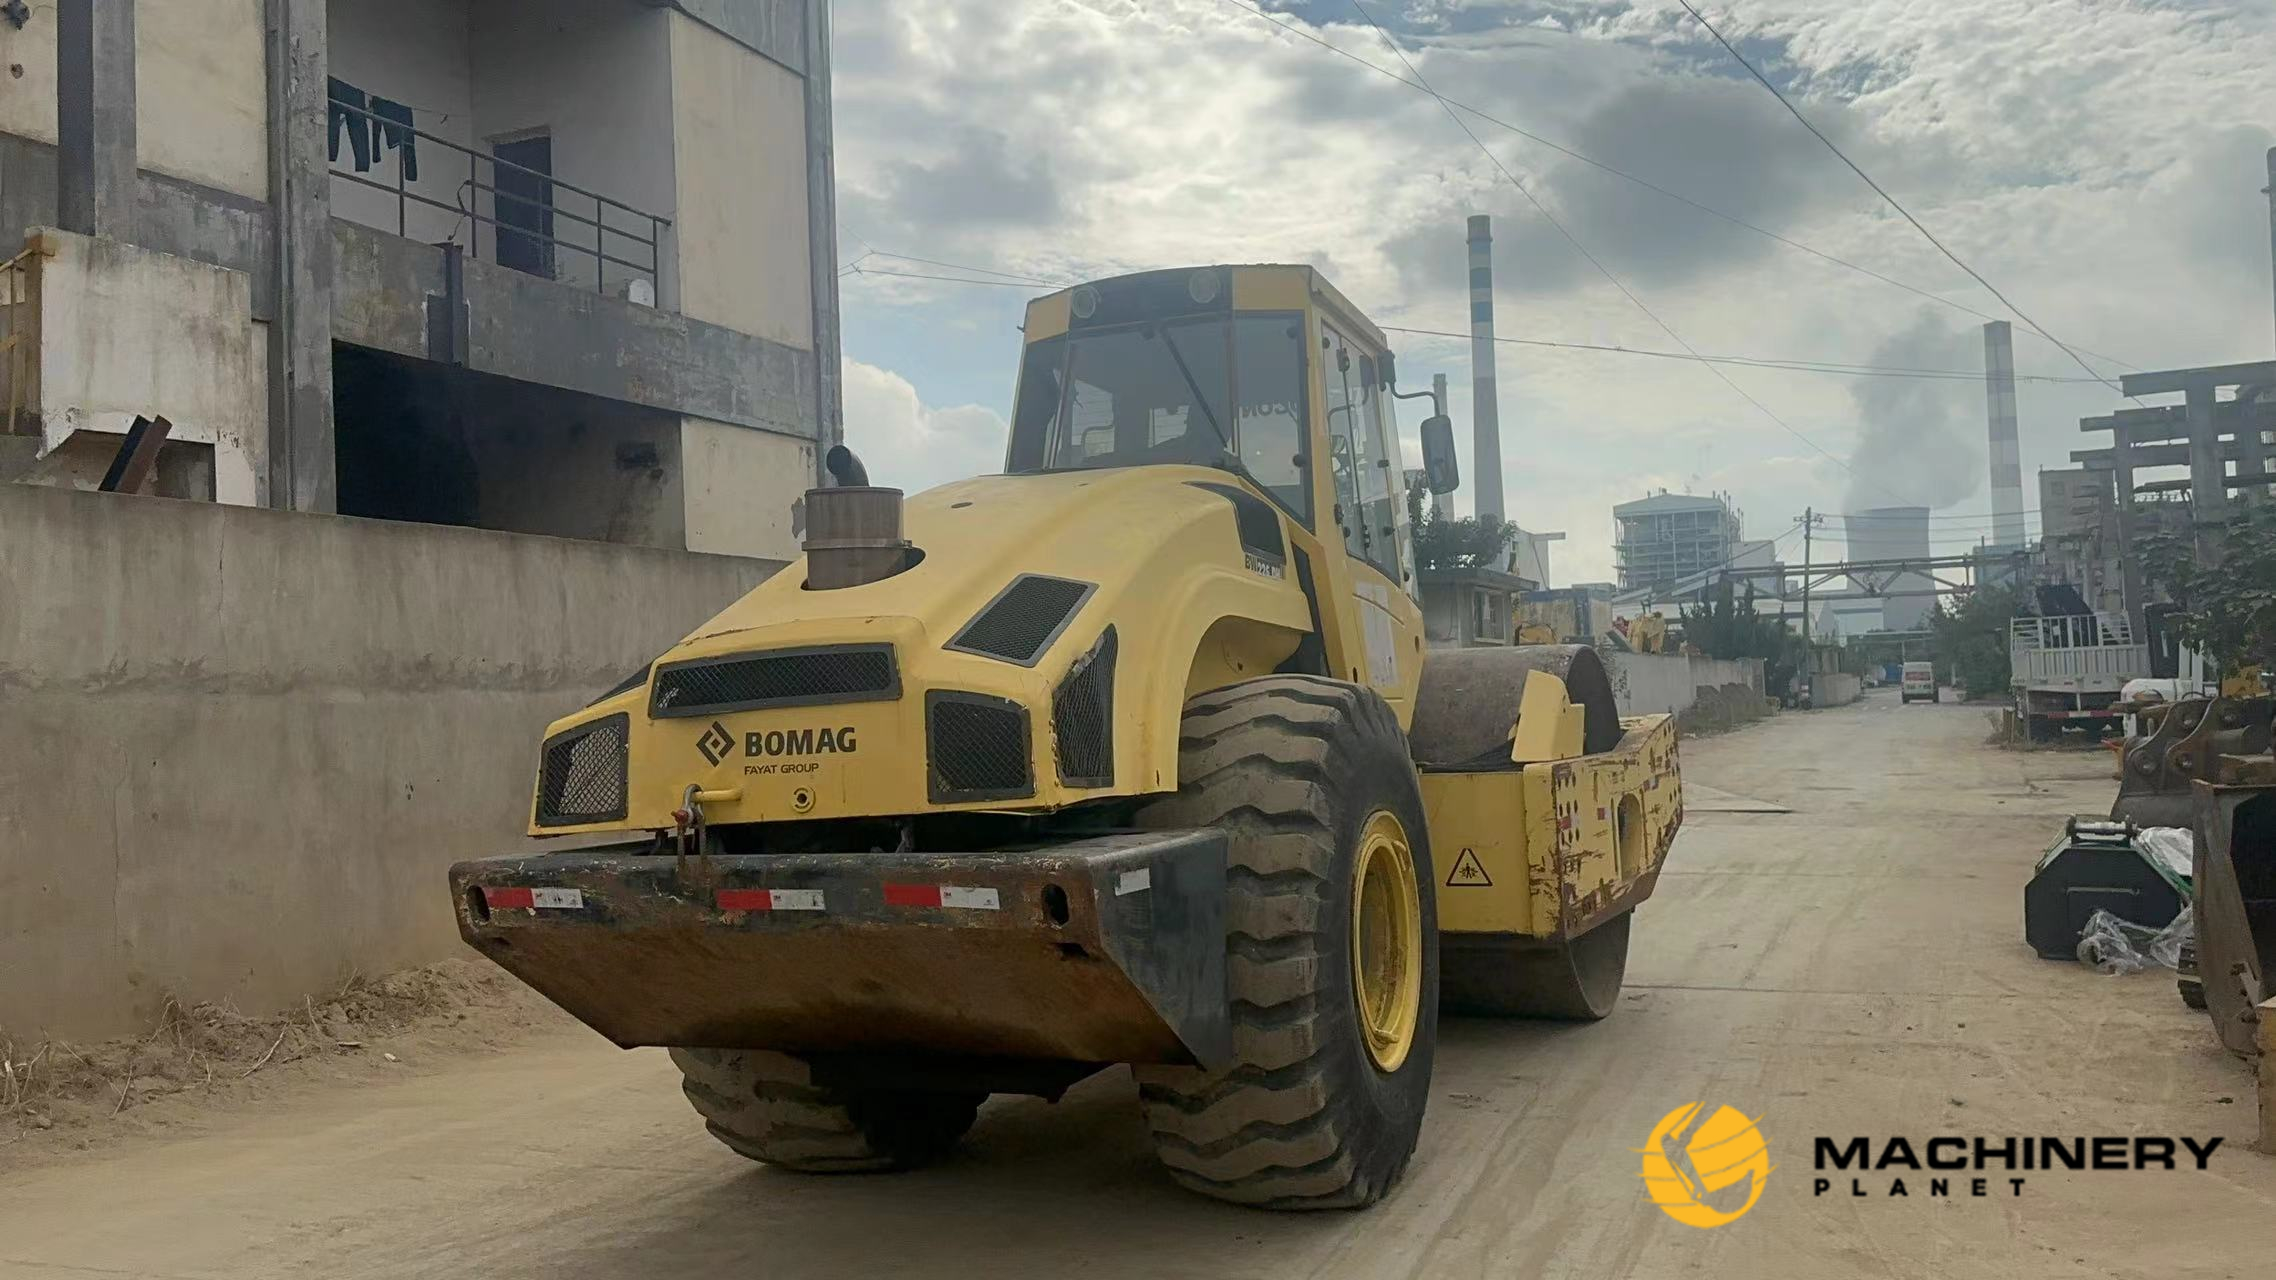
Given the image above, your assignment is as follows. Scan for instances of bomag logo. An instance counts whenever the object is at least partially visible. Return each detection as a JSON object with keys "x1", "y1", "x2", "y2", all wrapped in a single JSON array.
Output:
[
  {"x1": 695, "y1": 721, "x2": 858, "y2": 766},
  {"x1": 1636, "y1": 1102, "x2": 1773, "y2": 1228}
]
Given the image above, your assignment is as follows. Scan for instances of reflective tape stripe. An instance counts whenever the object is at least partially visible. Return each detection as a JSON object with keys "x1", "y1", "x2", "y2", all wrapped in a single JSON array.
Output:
[
  {"x1": 482, "y1": 887, "x2": 580, "y2": 910},
  {"x1": 716, "y1": 888, "x2": 827, "y2": 912},
  {"x1": 883, "y1": 883, "x2": 1000, "y2": 910}
]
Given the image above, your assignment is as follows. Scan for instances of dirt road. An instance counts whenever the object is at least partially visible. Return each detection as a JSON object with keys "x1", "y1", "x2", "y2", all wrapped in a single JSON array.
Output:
[{"x1": 4, "y1": 691, "x2": 2269, "y2": 1278}]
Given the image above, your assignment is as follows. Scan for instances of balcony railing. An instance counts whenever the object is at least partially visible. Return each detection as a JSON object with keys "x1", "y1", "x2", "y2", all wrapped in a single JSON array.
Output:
[{"x1": 327, "y1": 96, "x2": 671, "y2": 300}]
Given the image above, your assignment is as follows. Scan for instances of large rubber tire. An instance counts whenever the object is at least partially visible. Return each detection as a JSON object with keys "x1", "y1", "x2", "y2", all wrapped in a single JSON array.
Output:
[
  {"x1": 1132, "y1": 676, "x2": 1440, "y2": 1210},
  {"x1": 1441, "y1": 911, "x2": 1632, "y2": 1020},
  {"x1": 669, "y1": 1048, "x2": 983, "y2": 1172}
]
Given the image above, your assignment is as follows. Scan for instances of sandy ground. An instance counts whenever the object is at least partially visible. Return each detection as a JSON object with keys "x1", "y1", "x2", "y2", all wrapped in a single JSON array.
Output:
[{"x1": 2, "y1": 689, "x2": 2268, "y2": 1279}]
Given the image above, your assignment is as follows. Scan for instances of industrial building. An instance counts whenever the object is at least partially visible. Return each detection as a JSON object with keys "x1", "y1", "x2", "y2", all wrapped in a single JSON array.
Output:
[
  {"x1": 1612, "y1": 490, "x2": 1750, "y2": 592},
  {"x1": 1841, "y1": 506, "x2": 1933, "y2": 632},
  {"x1": 2069, "y1": 358, "x2": 2273, "y2": 620},
  {"x1": 0, "y1": 0, "x2": 839, "y2": 561}
]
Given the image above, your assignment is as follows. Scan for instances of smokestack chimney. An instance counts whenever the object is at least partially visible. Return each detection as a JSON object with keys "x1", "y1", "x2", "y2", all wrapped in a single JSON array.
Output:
[
  {"x1": 1467, "y1": 214, "x2": 1506, "y2": 524},
  {"x1": 1982, "y1": 321, "x2": 2024, "y2": 549}
]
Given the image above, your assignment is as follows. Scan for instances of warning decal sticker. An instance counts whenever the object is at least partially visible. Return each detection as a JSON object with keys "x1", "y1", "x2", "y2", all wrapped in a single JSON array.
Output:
[{"x1": 1446, "y1": 848, "x2": 1493, "y2": 888}]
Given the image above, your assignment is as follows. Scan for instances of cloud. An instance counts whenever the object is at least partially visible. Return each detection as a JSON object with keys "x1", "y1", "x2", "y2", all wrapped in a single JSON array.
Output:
[
  {"x1": 1840, "y1": 309, "x2": 1985, "y2": 514},
  {"x1": 827, "y1": 0, "x2": 2276, "y2": 584},
  {"x1": 841, "y1": 359, "x2": 1009, "y2": 495}
]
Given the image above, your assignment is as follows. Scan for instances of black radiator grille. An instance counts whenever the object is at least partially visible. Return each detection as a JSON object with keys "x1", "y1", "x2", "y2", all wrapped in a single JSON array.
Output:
[
  {"x1": 535, "y1": 713, "x2": 629, "y2": 827},
  {"x1": 1053, "y1": 628, "x2": 1117, "y2": 787},
  {"x1": 651, "y1": 645, "x2": 898, "y2": 718},
  {"x1": 927, "y1": 692, "x2": 1033, "y2": 802},
  {"x1": 945, "y1": 575, "x2": 1095, "y2": 666}
]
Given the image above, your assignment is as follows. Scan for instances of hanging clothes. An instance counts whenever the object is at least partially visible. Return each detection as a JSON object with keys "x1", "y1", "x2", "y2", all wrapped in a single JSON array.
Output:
[
  {"x1": 370, "y1": 98, "x2": 418, "y2": 182},
  {"x1": 327, "y1": 77, "x2": 371, "y2": 171}
]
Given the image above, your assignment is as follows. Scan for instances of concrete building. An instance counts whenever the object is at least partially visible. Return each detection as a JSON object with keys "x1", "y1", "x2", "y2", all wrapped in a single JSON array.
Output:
[
  {"x1": 2034, "y1": 464, "x2": 2189, "y2": 618},
  {"x1": 1613, "y1": 490, "x2": 1744, "y2": 591},
  {"x1": 1841, "y1": 506, "x2": 1933, "y2": 632},
  {"x1": 0, "y1": 0, "x2": 839, "y2": 560},
  {"x1": 2071, "y1": 359, "x2": 2275, "y2": 619},
  {"x1": 1419, "y1": 565, "x2": 1530, "y2": 648}
]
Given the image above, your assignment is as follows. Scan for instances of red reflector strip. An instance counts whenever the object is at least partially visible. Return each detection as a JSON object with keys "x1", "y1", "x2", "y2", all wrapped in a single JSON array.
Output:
[
  {"x1": 481, "y1": 886, "x2": 583, "y2": 910},
  {"x1": 882, "y1": 884, "x2": 1001, "y2": 910},
  {"x1": 715, "y1": 888, "x2": 826, "y2": 912}
]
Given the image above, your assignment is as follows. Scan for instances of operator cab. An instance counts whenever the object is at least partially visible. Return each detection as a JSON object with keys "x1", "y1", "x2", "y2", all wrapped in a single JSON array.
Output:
[{"x1": 1006, "y1": 265, "x2": 1458, "y2": 593}]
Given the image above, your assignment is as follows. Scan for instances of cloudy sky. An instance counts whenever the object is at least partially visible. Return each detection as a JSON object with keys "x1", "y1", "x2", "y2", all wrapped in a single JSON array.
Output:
[{"x1": 828, "y1": 0, "x2": 2276, "y2": 582}]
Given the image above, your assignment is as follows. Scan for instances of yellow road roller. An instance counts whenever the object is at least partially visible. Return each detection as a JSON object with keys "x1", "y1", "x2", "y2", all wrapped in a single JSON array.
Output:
[{"x1": 450, "y1": 264, "x2": 1682, "y2": 1209}]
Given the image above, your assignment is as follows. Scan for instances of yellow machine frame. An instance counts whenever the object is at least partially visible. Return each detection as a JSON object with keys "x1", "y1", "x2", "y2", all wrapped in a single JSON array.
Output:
[{"x1": 521, "y1": 264, "x2": 1676, "y2": 946}]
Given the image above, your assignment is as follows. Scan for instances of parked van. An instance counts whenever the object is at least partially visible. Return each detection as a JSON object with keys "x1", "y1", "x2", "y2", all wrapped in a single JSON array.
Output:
[{"x1": 1901, "y1": 661, "x2": 1939, "y2": 704}]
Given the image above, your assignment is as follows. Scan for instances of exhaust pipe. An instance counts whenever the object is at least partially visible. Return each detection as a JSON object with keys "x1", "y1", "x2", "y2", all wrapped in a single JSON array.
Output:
[{"x1": 804, "y1": 445, "x2": 914, "y2": 589}]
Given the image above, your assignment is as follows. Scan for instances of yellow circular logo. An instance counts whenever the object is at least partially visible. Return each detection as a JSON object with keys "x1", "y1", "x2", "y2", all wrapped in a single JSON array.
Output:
[{"x1": 1636, "y1": 1102, "x2": 1773, "y2": 1228}]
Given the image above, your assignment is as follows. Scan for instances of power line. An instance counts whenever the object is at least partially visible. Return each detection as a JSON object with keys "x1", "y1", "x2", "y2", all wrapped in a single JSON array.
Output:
[
  {"x1": 843, "y1": 265, "x2": 1045, "y2": 289},
  {"x1": 857, "y1": 250, "x2": 1064, "y2": 286},
  {"x1": 832, "y1": 261, "x2": 2091, "y2": 384},
  {"x1": 1380, "y1": 324, "x2": 2104, "y2": 384},
  {"x1": 1343, "y1": 0, "x2": 1930, "y2": 511},
  {"x1": 1215, "y1": 0, "x2": 2134, "y2": 373},
  {"x1": 1671, "y1": 0, "x2": 2136, "y2": 396}
]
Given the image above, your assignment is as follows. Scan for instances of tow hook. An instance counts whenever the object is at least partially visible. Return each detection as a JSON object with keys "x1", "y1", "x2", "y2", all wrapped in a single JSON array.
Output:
[{"x1": 671, "y1": 784, "x2": 742, "y2": 885}]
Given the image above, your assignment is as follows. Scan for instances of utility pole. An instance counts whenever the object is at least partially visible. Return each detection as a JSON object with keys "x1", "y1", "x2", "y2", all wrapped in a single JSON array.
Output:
[
  {"x1": 1793, "y1": 508, "x2": 1824, "y2": 696},
  {"x1": 1794, "y1": 508, "x2": 1820, "y2": 650}
]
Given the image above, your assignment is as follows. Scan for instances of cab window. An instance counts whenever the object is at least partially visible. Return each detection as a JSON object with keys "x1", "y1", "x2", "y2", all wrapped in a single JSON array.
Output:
[
  {"x1": 1232, "y1": 315, "x2": 1310, "y2": 523},
  {"x1": 1322, "y1": 324, "x2": 1402, "y2": 580}
]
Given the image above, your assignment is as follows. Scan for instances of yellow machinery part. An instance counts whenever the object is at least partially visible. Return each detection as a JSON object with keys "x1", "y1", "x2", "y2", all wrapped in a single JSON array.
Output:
[{"x1": 1422, "y1": 713, "x2": 1681, "y2": 939}]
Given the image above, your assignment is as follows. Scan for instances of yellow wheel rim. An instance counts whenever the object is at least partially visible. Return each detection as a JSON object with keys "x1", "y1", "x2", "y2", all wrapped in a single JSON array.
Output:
[{"x1": 1350, "y1": 809, "x2": 1423, "y2": 1073}]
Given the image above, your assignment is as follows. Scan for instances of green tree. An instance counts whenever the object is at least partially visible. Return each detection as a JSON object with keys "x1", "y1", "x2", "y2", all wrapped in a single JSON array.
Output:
[
  {"x1": 1927, "y1": 585, "x2": 2018, "y2": 699},
  {"x1": 2137, "y1": 505, "x2": 2276, "y2": 673},
  {"x1": 1680, "y1": 583, "x2": 1809, "y2": 700},
  {"x1": 1413, "y1": 510, "x2": 1515, "y2": 571}
]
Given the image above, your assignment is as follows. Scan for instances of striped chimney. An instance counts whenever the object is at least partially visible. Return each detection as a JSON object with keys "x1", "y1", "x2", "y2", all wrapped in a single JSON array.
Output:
[
  {"x1": 1982, "y1": 321, "x2": 2025, "y2": 549},
  {"x1": 1467, "y1": 214, "x2": 1506, "y2": 524}
]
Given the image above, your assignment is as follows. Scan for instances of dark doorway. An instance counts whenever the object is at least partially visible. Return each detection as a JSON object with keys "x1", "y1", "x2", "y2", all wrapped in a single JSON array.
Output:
[{"x1": 493, "y1": 134, "x2": 555, "y2": 279}]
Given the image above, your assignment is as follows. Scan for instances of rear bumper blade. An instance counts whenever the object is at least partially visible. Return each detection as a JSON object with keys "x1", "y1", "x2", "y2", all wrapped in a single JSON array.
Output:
[{"x1": 449, "y1": 829, "x2": 1228, "y2": 1067}]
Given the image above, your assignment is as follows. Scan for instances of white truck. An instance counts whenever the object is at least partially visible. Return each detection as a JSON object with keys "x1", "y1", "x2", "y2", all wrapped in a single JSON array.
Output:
[
  {"x1": 2008, "y1": 612, "x2": 2150, "y2": 741},
  {"x1": 1900, "y1": 661, "x2": 1939, "y2": 703}
]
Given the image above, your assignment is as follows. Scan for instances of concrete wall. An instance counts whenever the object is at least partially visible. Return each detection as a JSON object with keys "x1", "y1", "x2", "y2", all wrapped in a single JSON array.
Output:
[
  {"x1": 0, "y1": 0, "x2": 268, "y2": 200},
  {"x1": 1809, "y1": 671, "x2": 1864, "y2": 708},
  {"x1": 30, "y1": 228, "x2": 267, "y2": 505},
  {"x1": 0, "y1": 483, "x2": 778, "y2": 1041},
  {"x1": 1606, "y1": 652, "x2": 1766, "y2": 718},
  {"x1": 680, "y1": 416, "x2": 811, "y2": 559},
  {"x1": 669, "y1": 13, "x2": 812, "y2": 349}
]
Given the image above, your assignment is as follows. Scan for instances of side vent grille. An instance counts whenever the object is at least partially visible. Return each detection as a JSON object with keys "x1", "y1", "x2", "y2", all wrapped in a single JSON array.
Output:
[
  {"x1": 651, "y1": 645, "x2": 898, "y2": 718},
  {"x1": 927, "y1": 691, "x2": 1033, "y2": 802},
  {"x1": 535, "y1": 713, "x2": 629, "y2": 827},
  {"x1": 945, "y1": 575, "x2": 1095, "y2": 666},
  {"x1": 1053, "y1": 628, "x2": 1117, "y2": 788}
]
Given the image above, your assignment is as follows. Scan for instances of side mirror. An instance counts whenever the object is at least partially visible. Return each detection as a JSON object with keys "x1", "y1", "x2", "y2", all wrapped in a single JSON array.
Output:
[
  {"x1": 1419, "y1": 415, "x2": 1460, "y2": 495},
  {"x1": 1379, "y1": 352, "x2": 1397, "y2": 388}
]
